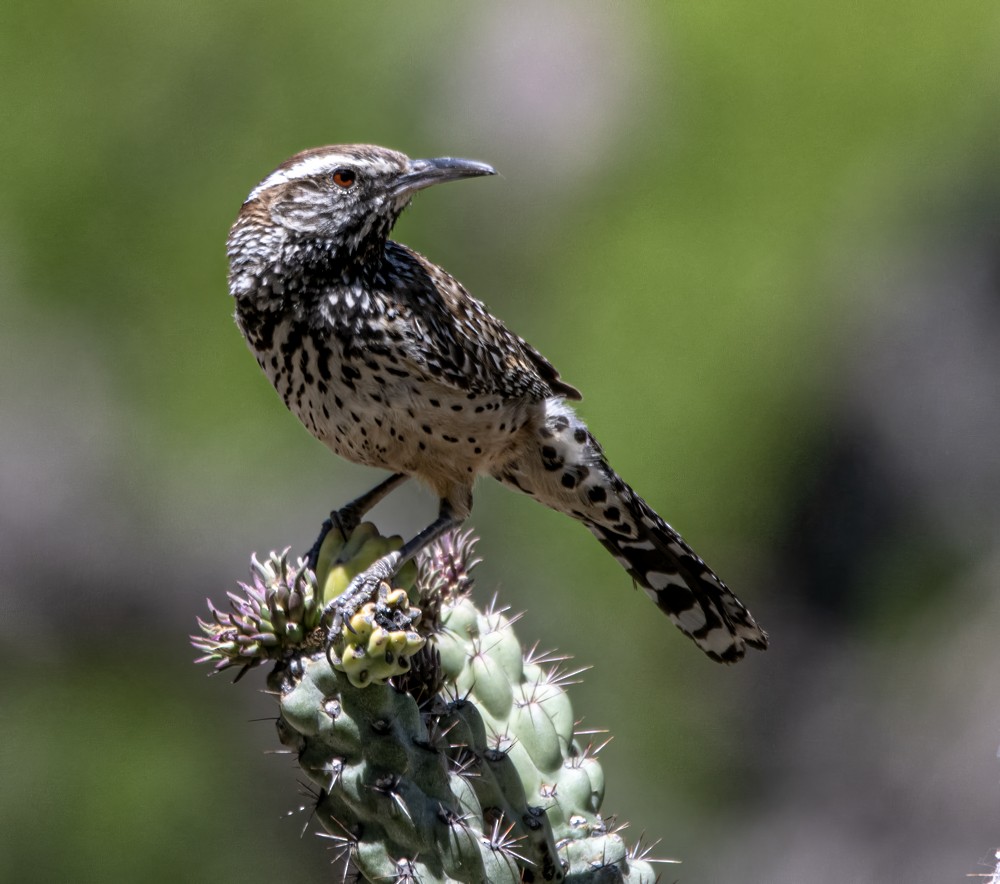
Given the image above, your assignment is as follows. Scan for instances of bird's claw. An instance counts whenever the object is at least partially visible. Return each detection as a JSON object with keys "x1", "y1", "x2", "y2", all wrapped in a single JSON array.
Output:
[
  {"x1": 322, "y1": 567, "x2": 391, "y2": 661},
  {"x1": 305, "y1": 507, "x2": 364, "y2": 572}
]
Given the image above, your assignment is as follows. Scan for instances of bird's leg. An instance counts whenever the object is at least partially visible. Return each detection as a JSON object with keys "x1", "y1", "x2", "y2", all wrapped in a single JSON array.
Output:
[
  {"x1": 305, "y1": 472, "x2": 409, "y2": 570},
  {"x1": 323, "y1": 500, "x2": 459, "y2": 647}
]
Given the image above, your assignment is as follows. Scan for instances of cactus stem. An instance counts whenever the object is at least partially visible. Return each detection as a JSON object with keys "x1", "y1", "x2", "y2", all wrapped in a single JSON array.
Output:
[{"x1": 195, "y1": 524, "x2": 661, "y2": 883}]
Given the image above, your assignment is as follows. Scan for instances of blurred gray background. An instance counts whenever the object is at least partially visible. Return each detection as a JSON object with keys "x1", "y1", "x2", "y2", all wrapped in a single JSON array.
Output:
[{"x1": 1, "y1": 2, "x2": 999, "y2": 882}]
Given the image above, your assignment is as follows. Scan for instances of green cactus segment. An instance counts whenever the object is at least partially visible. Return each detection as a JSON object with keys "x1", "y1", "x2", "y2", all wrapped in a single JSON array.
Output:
[
  {"x1": 272, "y1": 654, "x2": 515, "y2": 884},
  {"x1": 199, "y1": 524, "x2": 659, "y2": 882}
]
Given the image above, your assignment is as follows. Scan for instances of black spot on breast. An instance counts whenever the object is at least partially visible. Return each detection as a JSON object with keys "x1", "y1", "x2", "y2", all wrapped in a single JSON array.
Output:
[
  {"x1": 561, "y1": 472, "x2": 578, "y2": 489},
  {"x1": 587, "y1": 485, "x2": 606, "y2": 503},
  {"x1": 280, "y1": 324, "x2": 303, "y2": 369},
  {"x1": 552, "y1": 415, "x2": 570, "y2": 432},
  {"x1": 298, "y1": 349, "x2": 313, "y2": 384},
  {"x1": 313, "y1": 338, "x2": 332, "y2": 381},
  {"x1": 604, "y1": 506, "x2": 620, "y2": 522},
  {"x1": 574, "y1": 428, "x2": 587, "y2": 444},
  {"x1": 451, "y1": 404, "x2": 463, "y2": 412},
  {"x1": 422, "y1": 425, "x2": 432, "y2": 434}
]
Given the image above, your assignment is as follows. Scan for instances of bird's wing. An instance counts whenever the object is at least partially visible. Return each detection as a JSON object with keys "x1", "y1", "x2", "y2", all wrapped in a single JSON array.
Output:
[{"x1": 379, "y1": 243, "x2": 581, "y2": 402}]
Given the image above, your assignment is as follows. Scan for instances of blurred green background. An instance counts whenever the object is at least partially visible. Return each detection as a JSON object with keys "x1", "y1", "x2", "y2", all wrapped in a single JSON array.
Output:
[{"x1": 2, "y1": 2, "x2": 999, "y2": 882}]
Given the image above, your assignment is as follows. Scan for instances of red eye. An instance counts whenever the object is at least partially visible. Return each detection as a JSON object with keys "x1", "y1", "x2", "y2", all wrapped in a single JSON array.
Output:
[{"x1": 332, "y1": 168, "x2": 356, "y2": 188}]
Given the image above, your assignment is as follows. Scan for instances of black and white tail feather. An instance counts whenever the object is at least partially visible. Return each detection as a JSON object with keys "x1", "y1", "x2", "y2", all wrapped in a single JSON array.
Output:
[{"x1": 494, "y1": 400, "x2": 768, "y2": 663}]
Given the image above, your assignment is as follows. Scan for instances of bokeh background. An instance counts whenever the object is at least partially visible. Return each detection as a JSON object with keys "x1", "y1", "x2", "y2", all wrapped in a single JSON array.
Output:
[{"x1": 2, "y1": 2, "x2": 999, "y2": 882}]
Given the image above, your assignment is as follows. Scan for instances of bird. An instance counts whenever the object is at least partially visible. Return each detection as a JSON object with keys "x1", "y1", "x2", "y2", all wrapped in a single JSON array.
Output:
[{"x1": 227, "y1": 144, "x2": 767, "y2": 663}]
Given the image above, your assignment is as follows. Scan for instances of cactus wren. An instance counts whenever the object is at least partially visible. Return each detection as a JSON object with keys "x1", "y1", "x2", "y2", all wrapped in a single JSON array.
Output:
[{"x1": 227, "y1": 144, "x2": 767, "y2": 662}]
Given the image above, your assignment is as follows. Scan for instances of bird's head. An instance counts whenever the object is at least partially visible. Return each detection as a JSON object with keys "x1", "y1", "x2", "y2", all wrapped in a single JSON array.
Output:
[{"x1": 233, "y1": 144, "x2": 496, "y2": 266}]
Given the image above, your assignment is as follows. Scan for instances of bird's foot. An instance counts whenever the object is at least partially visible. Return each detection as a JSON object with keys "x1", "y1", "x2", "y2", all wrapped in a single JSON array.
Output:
[
  {"x1": 322, "y1": 550, "x2": 403, "y2": 646},
  {"x1": 321, "y1": 550, "x2": 427, "y2": 687}
]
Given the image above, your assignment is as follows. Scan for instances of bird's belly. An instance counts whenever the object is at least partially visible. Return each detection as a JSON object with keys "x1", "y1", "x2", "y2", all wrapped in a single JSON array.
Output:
[
  {"x1": 256, "y1": 323, "x2": 533, "y2": 491},
  {"x1": 316, "y1": 383, "x2": 534, "y2": 485}
]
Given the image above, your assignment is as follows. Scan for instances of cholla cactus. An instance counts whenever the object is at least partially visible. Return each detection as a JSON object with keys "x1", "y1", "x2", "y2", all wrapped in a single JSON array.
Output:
[{"x1": 194, "y1": 524, "x2": 661, "y2": 883}]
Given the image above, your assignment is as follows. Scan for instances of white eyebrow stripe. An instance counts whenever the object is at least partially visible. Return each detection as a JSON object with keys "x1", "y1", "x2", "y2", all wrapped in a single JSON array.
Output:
[
  {"x1": 244, "y1": 151, "x2": 400, "y2": 202},
  {"x1": 246, "y1": 154, "x2": 352, "y2": 202}
]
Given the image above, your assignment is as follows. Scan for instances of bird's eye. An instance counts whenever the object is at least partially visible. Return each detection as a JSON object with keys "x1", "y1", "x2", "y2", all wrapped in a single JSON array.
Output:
[{"x1": 332, "y1": 168, "x2": 356, "y2": 188}]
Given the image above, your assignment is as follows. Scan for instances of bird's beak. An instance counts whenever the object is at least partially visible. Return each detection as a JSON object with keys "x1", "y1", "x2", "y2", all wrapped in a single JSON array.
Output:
[{"x1": 392, "y1": 157, "x2": 497, "y2": 198}]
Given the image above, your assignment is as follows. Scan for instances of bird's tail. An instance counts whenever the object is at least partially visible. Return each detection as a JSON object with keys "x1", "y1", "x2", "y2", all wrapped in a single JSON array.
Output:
[{"x1": 494, "y1": 401, "x2": 767, "y2": 662}]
